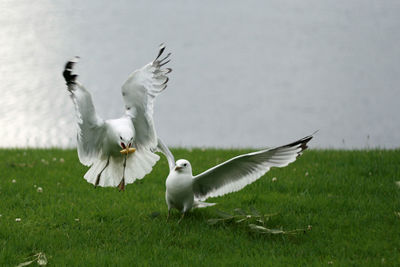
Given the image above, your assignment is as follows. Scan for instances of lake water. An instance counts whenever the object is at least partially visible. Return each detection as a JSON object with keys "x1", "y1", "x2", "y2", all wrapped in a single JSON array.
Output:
[{"x1": 1, "y1": 0, "x2": 399, "y2": 149}]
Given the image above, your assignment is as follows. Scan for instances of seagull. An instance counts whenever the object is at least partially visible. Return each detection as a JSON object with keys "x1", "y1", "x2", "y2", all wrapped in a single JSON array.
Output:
[
  {"x1": 162, "y1": 134, "x2": 314, "y2": 221},
  {"x1": 63, "y1": 44, "x2": 172, "y2": 190}
]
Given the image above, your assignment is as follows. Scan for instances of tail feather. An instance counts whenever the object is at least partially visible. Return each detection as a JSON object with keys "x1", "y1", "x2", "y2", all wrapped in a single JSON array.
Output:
[
  {"x1": 84, "y1": 157, "x2": 123, "y2": 187},
  {"x1": 83, "y1": 158, "x2": 109, "y2": 185},
  {"x1": 83, "y1": 149, "x2": 159, "y2": 187},
  {"x1": 125, "y1": 149, "x2": 160, "y2": 184},
  {"x1": 194, "y1": 200, "x2": 216, "y2": 209}
]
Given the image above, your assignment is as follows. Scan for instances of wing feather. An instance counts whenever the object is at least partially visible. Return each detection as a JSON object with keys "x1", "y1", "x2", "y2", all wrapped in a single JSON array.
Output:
[
  {"x1": 192, "y1": 134, "x2": 314, "y2": 201},
  {"x1": 156, "y1": 137, "x2": 176, "y2": 171},
  {"x1": 121, "y1": 44, "x2": 171, "y2": 149},
  {"x1": 63, "y1": 57, "x2": 106, "y2": 166}
]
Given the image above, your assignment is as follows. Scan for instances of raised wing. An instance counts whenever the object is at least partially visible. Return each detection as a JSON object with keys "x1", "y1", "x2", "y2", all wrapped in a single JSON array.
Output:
[
  {"x1": 63, "y1": 57, "x2": 106, "y2": 166},
  {"x1": 192, "y1": 134, "x2": 314, "y2": 201},
  {"x1": 121, "y1": 44, "x2": 171, "y2": 149}
]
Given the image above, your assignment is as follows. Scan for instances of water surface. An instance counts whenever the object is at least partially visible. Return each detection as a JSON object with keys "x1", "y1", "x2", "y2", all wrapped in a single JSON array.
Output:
[{"x1": 1, "y1": 1, "x2": 399, "y2": 148}]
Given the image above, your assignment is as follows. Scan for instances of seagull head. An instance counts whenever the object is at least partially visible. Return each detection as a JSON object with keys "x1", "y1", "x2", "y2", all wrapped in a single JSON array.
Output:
[
  {"x1": 174, "y1": 159, "x2": 192, "y2": 174},
  {"x1": 119, "y1": 135, "x2": 134, "y2": 150},
  {"x1": 113, "y1": 123, "x2": 135, "y2": 150}
]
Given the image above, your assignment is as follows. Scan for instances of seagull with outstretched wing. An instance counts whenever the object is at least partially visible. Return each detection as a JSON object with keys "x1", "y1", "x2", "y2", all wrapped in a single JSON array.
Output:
[
  {"x1": 63, "y1": 44, "x2": 171, "y2": 190},
  {"x1": 163, "y1": 134, "x2": 315, "y2": 221}
]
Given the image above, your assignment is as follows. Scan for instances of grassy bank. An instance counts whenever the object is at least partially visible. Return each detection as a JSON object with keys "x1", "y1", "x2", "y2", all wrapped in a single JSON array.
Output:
[{"x1": 0, "y1": 149, "x2": 399, "y2": 266}]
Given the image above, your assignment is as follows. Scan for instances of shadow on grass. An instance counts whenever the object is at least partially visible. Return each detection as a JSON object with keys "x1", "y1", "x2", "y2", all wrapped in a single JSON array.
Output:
[{"x1": 147, "y1": 207, "x2": 310, "y2": 244}]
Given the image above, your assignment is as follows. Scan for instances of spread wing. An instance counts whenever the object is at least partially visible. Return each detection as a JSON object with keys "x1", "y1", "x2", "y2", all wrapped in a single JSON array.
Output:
[
  {"x1": 63, "y1": 57, "x2": 106, "y2": 166},
  {"x1": 192, "y1": 134, "x2": 314, "y2": 201},
  {"x1": 121, "y1": 44, "x2": 171, "y2": 149}
]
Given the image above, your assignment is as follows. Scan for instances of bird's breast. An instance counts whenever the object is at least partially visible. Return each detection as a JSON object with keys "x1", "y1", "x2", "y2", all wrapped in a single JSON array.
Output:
[{"x1": 166, "y1": 173, "x2": 193, "y2": 196}]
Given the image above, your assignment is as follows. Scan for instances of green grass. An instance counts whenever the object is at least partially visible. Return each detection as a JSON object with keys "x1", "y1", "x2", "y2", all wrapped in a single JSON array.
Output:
[{"x1": 0, "y1": 149, "x2": 399, "y2": 266}]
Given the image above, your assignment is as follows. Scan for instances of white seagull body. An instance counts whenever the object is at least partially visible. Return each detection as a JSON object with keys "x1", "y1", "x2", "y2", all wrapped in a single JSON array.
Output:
[
  {"x1": 162, "y1": 134, "x2": 314, "y2": 220},
  {"x1": 63, "y1": 45, "x2": 171, "y2": 190}
]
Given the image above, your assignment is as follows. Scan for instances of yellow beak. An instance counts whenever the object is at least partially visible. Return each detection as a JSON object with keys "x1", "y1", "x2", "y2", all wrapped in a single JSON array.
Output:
[{"x1": 120, "y1": 147, "x2": 136, "y2": 155}]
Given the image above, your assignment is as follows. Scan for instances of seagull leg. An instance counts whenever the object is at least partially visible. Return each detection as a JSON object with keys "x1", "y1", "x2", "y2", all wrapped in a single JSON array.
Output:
[
  {"x1": 166, "y1": 209, "x2": 171, "y2": 222},
  {"x1": 95, "y1": 156, "x2": 110, "y2": 187},
  {"x1": 118, "y1": 155, "x2": 127, "y2": 191},
  {"x1": 177, "y1": 212, "x2": 185, "y2": 224},
  {"x1": 117, "y1": 180, "x2": 125, "y2": 191}
]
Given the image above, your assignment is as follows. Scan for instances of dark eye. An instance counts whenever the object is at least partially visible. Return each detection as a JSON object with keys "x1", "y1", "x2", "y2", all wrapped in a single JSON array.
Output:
[
  {"x1": 120, "y1": 136, "x2": 123, "y2": 140},
  {"x1": 183, "y1": 163, "x2": 187, "y2": 167}
]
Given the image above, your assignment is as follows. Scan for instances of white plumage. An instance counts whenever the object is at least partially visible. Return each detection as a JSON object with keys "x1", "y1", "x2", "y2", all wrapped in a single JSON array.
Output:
[
  {"x1": 163, "y1": 134, "x2": 314, "y2": 220},
  {"x1": 63, "y1": 44, "x2": 171, "y2": 190}
]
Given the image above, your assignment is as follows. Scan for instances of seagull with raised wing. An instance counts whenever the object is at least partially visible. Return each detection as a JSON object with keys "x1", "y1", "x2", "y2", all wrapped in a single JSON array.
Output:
[
  {"x1": 163, "y1": 134, "x2": 314, "y2": 221},
  {"x1": 63, "y1": 44, "x2": 171, "y2": 190}
]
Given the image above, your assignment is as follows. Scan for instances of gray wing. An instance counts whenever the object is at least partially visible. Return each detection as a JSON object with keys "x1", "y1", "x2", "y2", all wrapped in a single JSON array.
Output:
[
  {"x1": 156, "y1": 137, "x2": 175, "y2": 171},
  {"x1": 63, "y1": 57, "x2": 106, "y2": 166},
  {"x1": 121, "y1": 44, "x2": 171, "y2": 150},
  {"x1": 192, "y1": 134, "x2": 314, "y2": 201}
]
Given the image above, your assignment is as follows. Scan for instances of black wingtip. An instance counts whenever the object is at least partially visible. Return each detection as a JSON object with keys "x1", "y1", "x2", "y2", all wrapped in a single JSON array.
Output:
[
  {"x1": 282, "y1": 132, "x2": 316, "y2": 152},
  {"x1": 63, "y1": 56, "x2": 80, "y2": 85},
  {"x1": 162, "y1": 77, "x2": 169, "y2": 85},
  {"x1": 159, "y1": 52, "x2": 171, "y2": 63},
  {"x1": 159, "y1": 59, "x2": 170, "y2": 67},
  {"x1": 155, "y1": 44, "x2": 166, "y2": 61}
]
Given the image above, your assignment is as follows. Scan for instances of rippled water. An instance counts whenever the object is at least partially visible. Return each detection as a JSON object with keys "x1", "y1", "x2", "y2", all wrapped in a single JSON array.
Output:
[{"x1": 1, "y1": 1, "x2": 399, "y2": 149}]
